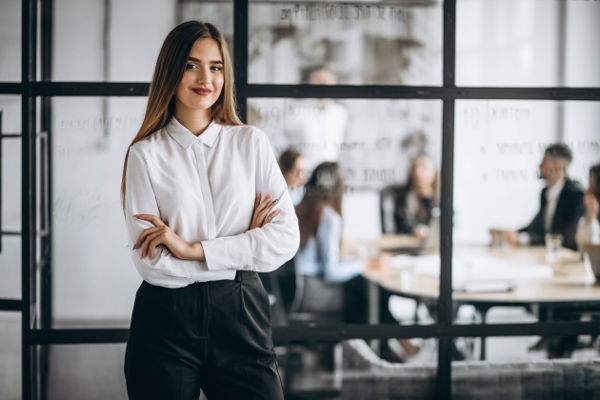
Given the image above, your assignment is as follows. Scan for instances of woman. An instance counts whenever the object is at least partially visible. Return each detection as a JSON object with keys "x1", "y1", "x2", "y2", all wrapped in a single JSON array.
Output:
[
  {"x1": 121, "y1": 21, "x2": 299, "y2": 399},
  {"x1": 278, "y1": 147, "x2": 307, "y2": 206},
  {"x1": 391, "y1": 154, "x2": 439, "y2": 239},
  {"x1": 576, "y1": 162, "x2": 600, "y2": 250},
  {"x1": 294, "y1": 162, "x2": 388, "y2": 323}
]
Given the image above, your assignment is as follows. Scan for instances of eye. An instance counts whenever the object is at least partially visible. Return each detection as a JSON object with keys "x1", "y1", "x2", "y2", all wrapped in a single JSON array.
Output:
[
  {"x1": 210, "y1": 65, "x2": 223, "y2": 72},
  {"x1": 186, "y1": 63, "x2": 199, "y2": 70}
]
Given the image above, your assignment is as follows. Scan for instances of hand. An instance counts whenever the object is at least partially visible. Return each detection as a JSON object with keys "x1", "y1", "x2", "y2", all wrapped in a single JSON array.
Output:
[
  {"x1": 489, "y1": 228, "x2": 518, "y2": 246},
  {"x1": 413, "y1": 224, "x2": 430, "y2": 240},
  {"x1": 133, "y1": 214, "x2": 202, "y2": 260},
  {"x1": 249, "y1": 193, "x2": 279, "y2": 230},
  {"x1": 504, "y1": 230, "x2": 519, "y2": 245},
  {"x1": 364, "y1": 253, "x2": 391, "y2": 272},
  {"x1": 584, "y1": 190, "x2": 599, "y2": 221}
]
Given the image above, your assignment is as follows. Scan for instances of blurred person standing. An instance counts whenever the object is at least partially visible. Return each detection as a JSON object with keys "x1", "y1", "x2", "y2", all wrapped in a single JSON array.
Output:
[{"x1": 283, "y1": 66, "x2": 347, "y2": 171}]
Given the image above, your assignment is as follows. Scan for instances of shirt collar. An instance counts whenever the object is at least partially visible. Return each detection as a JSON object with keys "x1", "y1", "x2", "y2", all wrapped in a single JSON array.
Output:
[
  {"x1": 166, "y1": 117, "x2": 221, "y2": 149},
  {"x1": 546, "y1": 178, "x2": 566, "y2": 201}
]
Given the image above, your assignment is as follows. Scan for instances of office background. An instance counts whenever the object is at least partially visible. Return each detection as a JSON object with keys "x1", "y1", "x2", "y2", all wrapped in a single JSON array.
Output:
[{"x1": 1, "y1": 0, "x2": 600, "y2": 399}]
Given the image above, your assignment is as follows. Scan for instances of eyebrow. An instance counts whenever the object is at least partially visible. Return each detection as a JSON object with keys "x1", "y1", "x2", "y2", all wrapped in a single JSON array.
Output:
[{"x1": 188, "y1": 57, "x2": 223, "y2": 64}]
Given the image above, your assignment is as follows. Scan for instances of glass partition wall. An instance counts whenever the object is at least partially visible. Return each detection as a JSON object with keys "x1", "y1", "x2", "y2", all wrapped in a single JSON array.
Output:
[{"x1": 1, "y1": 0, "x2": 599, "y2": 399}]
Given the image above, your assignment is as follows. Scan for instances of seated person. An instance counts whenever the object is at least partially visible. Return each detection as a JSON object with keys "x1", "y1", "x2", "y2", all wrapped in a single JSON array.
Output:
[
  {"x1": 576, "y1": 162, "x2": 600, "y2": 250},
  {"x1": 493, "y1": 143, "x2": 585, "y2": 250},
  {"x1": 278, "y1": 148, "x2": 308, "y2": 206},
  {"x1": 384, "y1": 154, "x2": 438, "y2": 239},
  {"x1": 295, "y1": 162, "x2": 418, "y2": 360}
]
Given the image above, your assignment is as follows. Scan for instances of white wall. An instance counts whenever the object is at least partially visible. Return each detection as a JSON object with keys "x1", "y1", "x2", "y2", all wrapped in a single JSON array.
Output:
[
  {"x1": 453, "y1": 0, "x2": 600, "y2": 244},
  {"x1": 51, "y1": 0, "x2": 176, "y2": 321}
]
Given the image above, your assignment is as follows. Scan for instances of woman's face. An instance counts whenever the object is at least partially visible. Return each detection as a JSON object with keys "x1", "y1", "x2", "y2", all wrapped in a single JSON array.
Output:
[
  {"x1": 284, "y1": 157, "x2": 307, "y2": 188},
  {"x1": 175, "y1": 38, "x2": 224, "y2": 115},
  {"x1": 411, "y1": 156, "x2": 436, "y2": 187}
]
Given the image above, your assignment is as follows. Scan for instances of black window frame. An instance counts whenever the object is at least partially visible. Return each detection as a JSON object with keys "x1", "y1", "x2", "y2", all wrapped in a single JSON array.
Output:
[{"x1": 2, "y1": 0, "x2": 600, "y2": 399}]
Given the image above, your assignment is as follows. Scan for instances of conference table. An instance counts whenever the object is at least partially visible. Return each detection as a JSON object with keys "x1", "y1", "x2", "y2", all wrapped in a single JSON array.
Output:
[{"x1": 348, "y1": 235, "x2": 600, "y2": 359}]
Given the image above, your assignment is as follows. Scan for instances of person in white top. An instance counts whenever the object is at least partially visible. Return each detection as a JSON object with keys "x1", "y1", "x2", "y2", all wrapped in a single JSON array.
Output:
[
  {"x1": 576, "y1": 163, "x2": 600, "y2": 250},
  {"x1": 121, "y1": 21, "x2": 299, "y2": 399},
  {"x1": 282, "y1": 66, "x2": 347, "y2": 172}
]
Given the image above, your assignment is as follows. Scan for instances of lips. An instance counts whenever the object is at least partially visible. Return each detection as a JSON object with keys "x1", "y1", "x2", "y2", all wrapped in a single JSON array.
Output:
[{"x1": 192, "y1": 88, "x2": 212, "y2": 96}]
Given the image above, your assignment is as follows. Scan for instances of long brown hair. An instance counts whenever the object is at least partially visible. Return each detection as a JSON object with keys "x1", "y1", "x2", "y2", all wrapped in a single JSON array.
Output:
[
  {"x1": 120, "y1": 21, "x2": 242, "y2": 211},
  {"x1": 295, "y1": 162, "x2": 344, "y2": 249}
]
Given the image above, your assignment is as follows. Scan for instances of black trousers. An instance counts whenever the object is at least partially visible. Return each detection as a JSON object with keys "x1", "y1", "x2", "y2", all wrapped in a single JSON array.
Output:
[{"x1": 124, "y1": 271, "x2": 284, "y2": 400}]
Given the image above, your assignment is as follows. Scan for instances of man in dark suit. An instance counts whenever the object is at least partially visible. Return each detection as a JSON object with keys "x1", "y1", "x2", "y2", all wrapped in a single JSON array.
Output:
[
  {"x1": 494, "y1": 143, "x2": 585, "y2": 357},
  {"x1": 502, "y1": 143, "x2": 585, "y2": 250}
]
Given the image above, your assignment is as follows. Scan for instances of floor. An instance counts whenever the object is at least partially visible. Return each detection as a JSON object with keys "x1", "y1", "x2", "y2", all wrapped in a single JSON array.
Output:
[{"x1": 1, "y1": 306, "x2": 599, "y2": 400}]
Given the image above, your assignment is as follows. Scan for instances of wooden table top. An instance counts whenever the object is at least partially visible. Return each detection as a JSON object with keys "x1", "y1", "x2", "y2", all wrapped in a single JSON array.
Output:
[{"x1": 363, "y1": 243, "x2": 600, "y2": 304}]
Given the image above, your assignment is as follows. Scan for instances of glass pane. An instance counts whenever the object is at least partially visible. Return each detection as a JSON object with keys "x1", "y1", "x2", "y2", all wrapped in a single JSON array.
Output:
[
  {"x1": 0, "y1": 2, "x2": 21, "y2": 82},
  {"x1": 0, "y1": 237, "x2": 21, "y2": 299},
  {"x1": 453, "y1": 100, "x2": 600, "y2": 353},
  {"x1": 457, "y1": 0, "x2": 600, "y2": 87},
  {"x1": 52, "y1": 0, "x2": 232, "y2": 82},
  {"x1": 0, "y1": 312, "x2": 21, "y2": 400},
  {"x1": 52, "y1": 97, "x2": 146, "y2": 327},
  {"x1": 249, "y1": 98, "x2": 442, "y2": 329},
  {"x1": 248, "y1": 1, "x2": 442, "y2": 85},
  {"x1": 1, "y1": 96, "x2": 21, "y2": 233},
  {"x1": 453, "y1": 335, "x2": 600, "y2": 397},
  {"x1": 282, "y1": 339, "x2": 438, "y2": 397},
  {"x1": 1, "y1": 95, "x2": 21, "y2": 299},
  {"x1": 46, "y1": 344, "x2": 126, "y2": 400}
]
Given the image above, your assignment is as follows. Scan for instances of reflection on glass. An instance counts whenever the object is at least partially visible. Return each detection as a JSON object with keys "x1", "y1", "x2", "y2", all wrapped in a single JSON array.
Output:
[
  {"x1": 283, "y1": 339, "x2": 439, "y2": 397},
  {"x1": 457, "y1": 0, "x2": 600, "y2": 87},
  {"x1": 0, "y1": 1, "x2": 21, "y2": 81},
  {"x1": 453, "y1": 100, "x2": 600, "y2": 364},
  {"x1": 45, "y1": 344, "x2": 127, "y2": 399},
  {"x1": 0, "y1": 237, "x2": 21, "y2": 299},
  {"x1": 453, "y1": 334, "x2": 599, "y2": 390},
  {"x1": 0, "y1": 313, "x2": 21, "y2": 400},
  {"x1": 249, "y1": 98, "x2": 442, "y2": 328},
  {"x1": 52, "y1": 1, "x2": 232, "y2": 81},
  {"x1": 248, "y1": 1, "x2": 442, "y2": 85},
  {"x1": 52, "y1": 97, "x2": 147, "y2": 327},
  {"x1": 1, "y1": 95, "x2": 22, "y2": 299}
]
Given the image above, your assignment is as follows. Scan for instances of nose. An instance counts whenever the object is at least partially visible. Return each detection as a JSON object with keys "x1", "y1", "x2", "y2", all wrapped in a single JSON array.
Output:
[{"x1": 195, "y1": 66, "x2": 210, "y2": 85}]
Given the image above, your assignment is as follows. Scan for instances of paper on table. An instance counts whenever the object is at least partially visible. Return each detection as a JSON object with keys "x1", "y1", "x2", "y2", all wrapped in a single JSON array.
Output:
[
  {"x1": 453, "y1": 281, "x2": 516, "y2": 293},
  {"x1": 389, "y1": 253, "x2": 553, "y2": 284}
]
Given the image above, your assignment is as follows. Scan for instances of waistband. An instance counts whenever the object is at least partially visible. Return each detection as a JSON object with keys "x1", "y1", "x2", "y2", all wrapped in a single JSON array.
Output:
[{"x1": 234, "y1": 270, "x2": 257, "y2": 282}]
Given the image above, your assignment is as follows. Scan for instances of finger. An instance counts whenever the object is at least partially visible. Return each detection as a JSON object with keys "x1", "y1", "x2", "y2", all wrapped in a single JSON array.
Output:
[
  {"x1": 253, "y1": 193, "x2": 262, "y2": 212},
  {"x1": 254, "y1": 193, "x2": 260, "y2": 209},
  {"x1": 134, "y1": 227, "x2": 161, "y2": 249},
  {"x1": 148, "y1": 236, "x2": 164, "y2": 259},
  {"x1": 141, "y1": 231, "x2": 164, "y2": 258},
  {"x1": 264, "y1": 210, "x2": 279, "y2": 224},
  {"x1": 255, "y1": 194, "x2": 273, "y2": 214},
  {"x1": 135, "y1": 214, "x2": 165, "y2": 227},
  {"x1": 259, "y1": 198, "x2": 279, "y2": 221}
]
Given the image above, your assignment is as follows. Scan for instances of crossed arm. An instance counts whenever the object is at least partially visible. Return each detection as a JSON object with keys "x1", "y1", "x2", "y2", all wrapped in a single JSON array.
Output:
[{"x1": 133, "y1": 192, "x2": 279, "y2": 261}]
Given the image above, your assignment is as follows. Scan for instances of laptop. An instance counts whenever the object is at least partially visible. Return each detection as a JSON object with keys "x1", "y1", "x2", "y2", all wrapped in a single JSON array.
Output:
[{"x1": 583, "y1": 244, "x2": 600, "y2": 284}]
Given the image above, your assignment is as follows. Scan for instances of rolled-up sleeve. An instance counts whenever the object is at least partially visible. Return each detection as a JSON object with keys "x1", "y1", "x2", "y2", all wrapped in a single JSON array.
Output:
[
  {"x1": 125, "y1": 145, "x2": 208, "y2": 287},
  {"x1": 201, "y1": 130, "x2": 300, "y2": 273}
]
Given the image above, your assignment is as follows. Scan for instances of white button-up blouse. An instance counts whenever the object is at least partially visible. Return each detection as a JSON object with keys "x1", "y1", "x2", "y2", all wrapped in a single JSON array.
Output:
[{"x1": 124, "y1": 117, "x2": 300, "y2": 288}]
